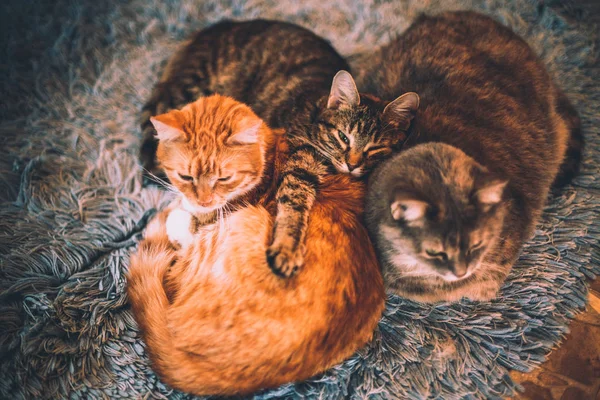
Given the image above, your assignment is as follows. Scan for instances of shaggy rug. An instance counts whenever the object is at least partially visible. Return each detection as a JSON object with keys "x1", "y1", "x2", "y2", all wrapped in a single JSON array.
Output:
[{"x1": 0, "y1": 0, "x2": 598, "y2": 399}]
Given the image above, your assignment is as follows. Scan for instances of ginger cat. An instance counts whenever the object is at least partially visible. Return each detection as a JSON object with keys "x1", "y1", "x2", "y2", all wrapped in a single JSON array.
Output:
[{"x1": 127, "y1": 94, "x2": 385, "y2": 396}]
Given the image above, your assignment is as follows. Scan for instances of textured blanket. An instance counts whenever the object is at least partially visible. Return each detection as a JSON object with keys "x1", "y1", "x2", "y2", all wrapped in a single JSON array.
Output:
[{"x1": 0, "y1": 0, "x2": 598, "y2": 399}]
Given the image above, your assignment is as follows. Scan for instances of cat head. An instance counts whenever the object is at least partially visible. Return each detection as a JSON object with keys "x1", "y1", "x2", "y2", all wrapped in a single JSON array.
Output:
[
  {"x1": 367, "y1": 143, "x2": 508, "y2": 282},
  {"x1": 309, "y1": 70, "x2": 420, "y2": 177},
  {"x1": 151, "y1": 94, "x2": 274, "y2": 214}
]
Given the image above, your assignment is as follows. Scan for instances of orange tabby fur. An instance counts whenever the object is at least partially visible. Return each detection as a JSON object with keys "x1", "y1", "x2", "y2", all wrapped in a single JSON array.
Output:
[{"x1": 127, "y1": 95, "x2": 385, "y2": 396}]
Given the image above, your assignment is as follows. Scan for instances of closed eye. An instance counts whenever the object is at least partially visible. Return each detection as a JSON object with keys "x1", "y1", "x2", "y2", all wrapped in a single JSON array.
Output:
[
  {"x1": 365, "y1": 145, "x2": 391, "y2": 157},
  {"x1": 425, "y1": 249, "x2": 448, "y2": 261},
  {"x1": 178, "y1": 173, "x2": 193, "y2": 182},
  {"x1": 467, "y1": 241, "x2": 484, "y2": 255},
  {"x1": 218, "y1": 175, "x2": 232, "y2": 182}
]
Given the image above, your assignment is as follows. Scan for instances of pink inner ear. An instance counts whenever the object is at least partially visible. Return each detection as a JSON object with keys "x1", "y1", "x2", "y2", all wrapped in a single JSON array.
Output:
[
  {"x1": 150, "y1": 111, "x2": 185, "y2": 142},
  {"x1": 391, "y1": 199, "x2": 428, "y2": 221},
  {"x1": 382, "y1": 92, "x2": 420, "y2": 131},
  {"x1": 476, "y1": 180, "x2": 508, "y2": 205},
  {"x1": 327, "y1": 70, "x2": 360, "y2": 110},
  {"x1": 228, "y1": 120, "x2": 262, "y2": 145}
]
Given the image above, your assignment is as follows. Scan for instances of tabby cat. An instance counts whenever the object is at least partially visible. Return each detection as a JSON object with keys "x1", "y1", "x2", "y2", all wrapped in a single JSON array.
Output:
[
  {"x1": 139, "y1": 19, "x2": 419, "y2": 277},
  {"x1": 127, "y1": 94, "x2": 386, "y2": 396},
  {"x1": 363, "y1": 11, "x2": 583, "y2": 303}
]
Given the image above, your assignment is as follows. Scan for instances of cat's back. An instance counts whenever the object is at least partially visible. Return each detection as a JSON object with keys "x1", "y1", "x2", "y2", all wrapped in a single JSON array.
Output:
[
  {"x1": 364, "y1": 11, "x2": 542, "y2": 99},
  {"x1": 365, "y1": 11, "x2": 570, "y2": 206},
  {"x1": 160, "y1": 175, "x2": 384, "y2": 395},
  {"x1": 160, "y1": 18, "x2": 348, "y2": 126}
]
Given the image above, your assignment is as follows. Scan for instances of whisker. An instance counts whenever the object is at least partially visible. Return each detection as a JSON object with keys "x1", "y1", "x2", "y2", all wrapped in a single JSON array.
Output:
[{"x1": 143, "y1": 168, "x2": 179, "y2": 193}]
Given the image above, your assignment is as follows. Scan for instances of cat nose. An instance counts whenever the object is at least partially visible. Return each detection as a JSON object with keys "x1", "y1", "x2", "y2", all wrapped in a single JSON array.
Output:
[
  {"x1": 196, "y1": 194, "x2": 214, "y2": 207},
  {"x1": 451, "y1": 263, "x2": 468, "y2": 278},
  {"x1": 346, "y1": 153, "x2": 362, "y2": 171},
  {"x1": 348, "y1": 161, "x2": 363, "y2": 171}
]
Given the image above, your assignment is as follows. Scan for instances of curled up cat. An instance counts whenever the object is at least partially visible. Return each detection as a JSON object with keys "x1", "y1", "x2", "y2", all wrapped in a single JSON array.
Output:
[
  {"x1": 363, "y1": 11, "x2": 583, "y2": 303},
  {"x1": 138, "y1": 19, "x2": 419, "y2": 278},
  {"x1": 127, "y1": 94, "x2": 386, "y2": 396}
]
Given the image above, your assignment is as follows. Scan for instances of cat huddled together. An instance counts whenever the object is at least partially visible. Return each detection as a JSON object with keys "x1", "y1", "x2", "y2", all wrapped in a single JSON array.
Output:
[
  {"x1": 139, "y1": 19, "x2": 418, "y2": 277},
  {"x1": 129, "y1": 19, "x2": 416, "y2": 396},
  {"x1": 128, "y1": 94, "x2": 386, "y2": 395},
  {"x1": 363, "y1": 11, "x2": 582, "y2": 302},
  {"x1": 128, "y1": 11, "x2": 582, "y2": 397}
]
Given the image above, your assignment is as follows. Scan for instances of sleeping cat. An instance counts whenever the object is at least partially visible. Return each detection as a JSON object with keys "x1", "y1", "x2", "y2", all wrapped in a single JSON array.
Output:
[
  {"x1": 363, "y1": 11, "x2": 583, "y2": 303},
  {"x1": 127, "y1": 94, "x2": 387, "y2": 396},
  {"x1": 139, "y1": 19, "x2": 419, "y2": 277}
]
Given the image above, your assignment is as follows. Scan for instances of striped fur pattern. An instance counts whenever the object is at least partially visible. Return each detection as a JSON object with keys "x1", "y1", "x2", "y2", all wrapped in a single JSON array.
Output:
[
  {"x1": 139, "y1": 19, "x2": 420, "y2": 277},
  {"x1": 149, "y1": 94, "x2": 280, "y2": 219},
  {"x1": 268, "y1": 82, "x2": 419, "y2": 277},
  {"x1": 139, "y1": 19, "x2": 350, "y2": 181},
  {"x1": 364, "y1": 11, "x2": 583, "y2": 303},
  {"x1": 128, "y1": 94, "x2": 386, "y2": 396}
]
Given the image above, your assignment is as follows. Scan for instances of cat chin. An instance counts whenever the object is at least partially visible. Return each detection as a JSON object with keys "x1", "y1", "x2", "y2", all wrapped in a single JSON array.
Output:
[
  {"x1": 181, "y1": 195, "x2": 222, "y2": 215},
  {"x1": 334, "y1": 163, "x2": 365, "y2": 177},
  {"x1": 350, "y1": 168, "x2": 364, "y2": 177},
  {"x1": 439, "y1": 270, "x2": 473, "y2": 282},
  {"x1": 388, "y1": 253, "x2": 474, "y2": 283}
]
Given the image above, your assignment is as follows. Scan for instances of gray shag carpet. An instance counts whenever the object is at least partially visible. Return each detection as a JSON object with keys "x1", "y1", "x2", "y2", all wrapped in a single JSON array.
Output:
[{"x1": 1, "y1": 0, "x2": 599, "y2": 399}]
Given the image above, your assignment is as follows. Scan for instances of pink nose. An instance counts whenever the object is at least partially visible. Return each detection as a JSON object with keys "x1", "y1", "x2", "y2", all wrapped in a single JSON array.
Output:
[{"x1": 452, "y1": 264, "x2": 468, "y2": 278}]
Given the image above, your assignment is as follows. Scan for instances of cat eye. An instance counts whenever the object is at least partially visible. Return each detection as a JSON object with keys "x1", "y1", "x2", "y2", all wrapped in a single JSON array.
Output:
[
  {"x1": 425, "y1": 249, "x2": 448, "y2": 261},
  {"x1": 365, "y1": 145, "x2": 388, "y2": 157},
  {"x1": 337, "y1": 130, "x2": 350, "y2": 145},
  {"x1": 467, "y1": 241, "x2": 484, "y2": 255},
  {"x1": 178, "y1": 173, "x2": 194, "y2": 182},
  {"x1": 218, "y1": 176, "x2": 232, "y2": 182},
  {"x1": 470, "y1": 241, "x2": 483, "y2": 249}
]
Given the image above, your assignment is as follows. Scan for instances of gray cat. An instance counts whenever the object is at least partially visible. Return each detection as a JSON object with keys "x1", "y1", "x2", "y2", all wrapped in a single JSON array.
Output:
[{"x1": 364, "y1": 11, "x2": 583, "y2": 303}]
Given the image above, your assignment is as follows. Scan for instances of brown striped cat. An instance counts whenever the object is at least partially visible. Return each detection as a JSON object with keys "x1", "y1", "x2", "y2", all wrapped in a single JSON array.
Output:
[
  {"x1": 139, "y1": 19, "x2": 419, "y2": 278},
  {"x1": 363, "y1": 11, "x2": 583, "y2": 303},
  {"x1": 127, "y1": 94, "x2": 386, "y2": 396}
]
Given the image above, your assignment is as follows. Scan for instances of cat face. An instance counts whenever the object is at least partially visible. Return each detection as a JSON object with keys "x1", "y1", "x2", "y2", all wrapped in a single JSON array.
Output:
[
  {"x1": 369, "y1": 144, "x2": 508, "y2": 282},
  {"x1": 309, "y1": 71, "x2": 419, "y2": 177},
  {"x1": 150, "y1": 95, "x2": 270, "y2": 214}
]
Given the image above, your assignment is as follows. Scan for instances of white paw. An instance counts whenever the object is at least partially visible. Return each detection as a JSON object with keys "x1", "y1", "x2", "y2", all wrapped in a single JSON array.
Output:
[{"x1": 166, "y1": 208, "x2": 194, "y2": 248}]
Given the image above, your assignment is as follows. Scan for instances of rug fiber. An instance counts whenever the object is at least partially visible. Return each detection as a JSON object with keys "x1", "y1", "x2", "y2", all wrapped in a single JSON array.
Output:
[{"x1": 0, "y1": 0, "x2": 599, "y2": 399}]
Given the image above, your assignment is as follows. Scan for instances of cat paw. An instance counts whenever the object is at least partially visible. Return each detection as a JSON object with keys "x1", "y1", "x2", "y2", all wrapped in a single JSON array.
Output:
[
  {"x1": 166, "y1": 208, "x2": 194, "y2": 248},
  {"x1": 266, "y1": 241, "x2": 305, "y2": 278}
]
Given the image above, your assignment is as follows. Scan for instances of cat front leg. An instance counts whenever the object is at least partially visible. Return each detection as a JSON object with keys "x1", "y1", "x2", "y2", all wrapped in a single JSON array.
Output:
[{"x1": 267, "y1": 148, "x2": 326, "y2": 277}]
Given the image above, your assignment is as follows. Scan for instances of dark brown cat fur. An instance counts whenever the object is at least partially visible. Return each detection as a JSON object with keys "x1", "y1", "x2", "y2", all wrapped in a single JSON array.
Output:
[{"x1": 363, "y1": 11, "x2": 583, "y2": 303}]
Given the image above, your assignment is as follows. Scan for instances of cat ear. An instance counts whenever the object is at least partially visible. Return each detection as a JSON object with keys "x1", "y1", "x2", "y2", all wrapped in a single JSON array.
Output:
[
  {"x1": 327, "y1": 70, "x2": 360, "y2": 110},
  {"x1": 474, "y1": 180, "x2": 508, "y2": 206},
  {"x1": 391, "y1": 198, "x2": 428, "y2": 221},
  {"x1": 228, "y1": 119, "x2": 262, "y2": 145},
  {"x1": 382, "y1": 92, "x2": 420, "y2": 131},
  {"x1": 150, "y1": 112, "x2": 185, "y2": 142}
]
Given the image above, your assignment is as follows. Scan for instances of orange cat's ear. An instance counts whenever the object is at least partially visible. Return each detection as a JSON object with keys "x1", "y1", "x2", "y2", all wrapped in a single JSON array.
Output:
[
  {"x1": 227, "y1": 119, "x2": 262, "y2": 145},
  {"x1": 150, "y1": 111, "x2": 185, "y2": 142},
  {"x1": 327, "y1": 70, "x2": 360, "y2": 110}
]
